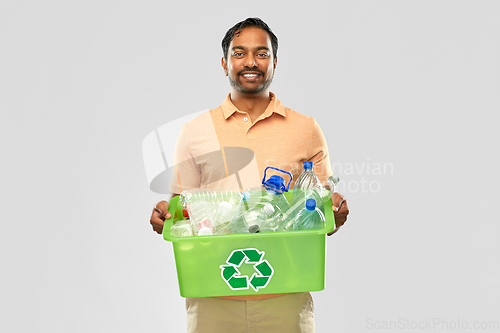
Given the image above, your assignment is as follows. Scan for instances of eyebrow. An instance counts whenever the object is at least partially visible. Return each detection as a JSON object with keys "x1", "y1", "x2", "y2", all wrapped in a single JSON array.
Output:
[{"x1": 231, "y1": 46, "x2": 270, "y2": 52}]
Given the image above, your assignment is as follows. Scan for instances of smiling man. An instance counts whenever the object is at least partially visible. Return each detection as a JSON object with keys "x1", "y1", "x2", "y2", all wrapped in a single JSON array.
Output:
[
  {"x1": 223, "y1": 26, "x2": 276, "y2": 98},
  {"x1": 150, "y1": 18, "x2": 349, "y2": 333}
]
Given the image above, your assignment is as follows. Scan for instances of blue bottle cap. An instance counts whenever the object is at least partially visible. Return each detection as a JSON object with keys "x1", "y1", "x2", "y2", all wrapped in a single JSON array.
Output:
[
  {"x1": 303, "y1": 161, "x2": 313, "y2": 170},
  {"x1": 263, "y1": 175, "x2": 286, "y2": 194},
  {"x1": 305, "y1": 198, "x2": 316, "y2": 211},
  {"x1": 241, "y1": 191, "x2": 251, "y2": 202}
]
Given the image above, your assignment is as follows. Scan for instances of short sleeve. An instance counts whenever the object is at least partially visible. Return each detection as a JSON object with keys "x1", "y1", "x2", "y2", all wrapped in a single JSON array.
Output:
[
  {"x1": 168, "y1": 123, "x2": 201, "y2": 194},
  {"x1": 308, "y1": 118, "x2": 332, "y2": 185}
]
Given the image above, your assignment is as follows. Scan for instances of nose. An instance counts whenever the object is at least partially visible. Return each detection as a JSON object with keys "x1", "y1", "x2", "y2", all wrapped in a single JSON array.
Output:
[{"x1": 244, "y1": 54, "x2": 257, "y2": 68}]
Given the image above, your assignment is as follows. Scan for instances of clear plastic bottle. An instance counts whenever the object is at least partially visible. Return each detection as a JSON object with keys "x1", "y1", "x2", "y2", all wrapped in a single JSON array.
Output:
[
  {"x1": 261, "y1": 174, "x2": 292, "y2": 215},
  {"x1": 197, "y1": 226, "x2": 213, "y2": 236},
  {"x1": 186, "y1": 200, "x2": 214, "y2": 235},
  {"x1": 224, "y1": 203, "x2": 275, "y2": 234},
  {"x1": 180, "y1": 188, "x2": 241, "y2": 218},
  {"x1": 285, "y1": 188, "x2": 330, "y2": 222},
  {"x1": 260, "y1": 211, "x2": 289, "y2": 232},
  {"x1": 292, "y1": 198, "x2": 326, "y2": 231},
  {"x1": 293, "y1": 161, "x2": 323, "y2": 199},
  {"x1": 232, "y1": 190, "x2": 264, "y2": 220},
  {"x1": 170, "y1": 220, "x2": 194, "y2": 237},
  {"x1": 231, "y1": 170, "x2": 292, "y2": 228},
  {"x1": 324, "y1": 175, "x2": 340, "y2": 193},
  {"x1": 170, "y1": 210, "x2": 194, "y2": 237},
  {"x1": 212, "y1": 201, "x2": 234, "y2": 235}
]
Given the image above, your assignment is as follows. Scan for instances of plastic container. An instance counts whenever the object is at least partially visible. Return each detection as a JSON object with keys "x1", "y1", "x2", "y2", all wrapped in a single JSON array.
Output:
[{"x1": 163, "y1": 190, "x2": 335, "y2": 298}]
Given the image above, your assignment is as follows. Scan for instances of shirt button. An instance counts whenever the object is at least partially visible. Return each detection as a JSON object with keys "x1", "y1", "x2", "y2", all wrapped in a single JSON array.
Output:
[{"x1": 243, "y1": 117, "x2": 248, "y2": 122}]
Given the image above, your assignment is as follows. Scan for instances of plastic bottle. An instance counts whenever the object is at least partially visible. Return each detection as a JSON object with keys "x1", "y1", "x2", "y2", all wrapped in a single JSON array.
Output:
[
  {"x1": 324, "y1": 175, "x2": 340, "y2": 193},
  {"x1": 180, "y1": 188, "x2": 241, "y2": 218},
  {"x1": 260, "y1": 211, "x2": 289, "y2": 232},
  {"x1": 230, "y1": 167, "x2": 292, "y2": 228},
  {"x1": 186, "y1": 200, "x2": 214, "y2": 235},
  {"x1": 224, "y1": 203, "x2": 275, "y2": 234},
  {"x1": 232, "y1": 190, "x2": 264, "y2": 221},
  {"x1": 293, "y1": 161, "x2": 323, "y2": 199},
  {"x1": 292, "y1": 198, "x2": 326, "y2": 231},
  {"x1": 170, "y1": 209, "x2": 194, "y2": 237},
  {"x1": 197, "y1": 227, "x2": 213, "y2": 236},
  {"x1": 261, "y1": 175, "x2": 292, "y2": 214},
  {"x1": 285, "y1": 188, "x2": 330, "y2": 222},
  {"x1": 212, "y1": 201, "x2": 234, "y2": 235}
]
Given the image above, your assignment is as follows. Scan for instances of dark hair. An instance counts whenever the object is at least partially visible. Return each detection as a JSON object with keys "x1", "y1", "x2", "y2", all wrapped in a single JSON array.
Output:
[{"x1": 221, "y1": 17, "x2": 278, "y2": 61}]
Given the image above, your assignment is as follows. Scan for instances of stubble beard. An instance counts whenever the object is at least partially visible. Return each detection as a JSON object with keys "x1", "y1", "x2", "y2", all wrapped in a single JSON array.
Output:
[{"x1": 229, "y1": 73, "x2": 274, "y2": 95}]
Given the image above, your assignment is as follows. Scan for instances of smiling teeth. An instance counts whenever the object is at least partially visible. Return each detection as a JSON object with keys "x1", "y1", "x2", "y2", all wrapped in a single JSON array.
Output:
[{"x1": 243, "y1": 74, "x2": 258, "y2": 77}]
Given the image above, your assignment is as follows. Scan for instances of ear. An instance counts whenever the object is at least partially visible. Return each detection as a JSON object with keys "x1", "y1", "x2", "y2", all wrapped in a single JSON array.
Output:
[
  {"x1": 221, "y1": 57, "x2": 228, "y2": 76},
  {"x1": 273, "y1": 57, "x2": 277, "y2": 70}
]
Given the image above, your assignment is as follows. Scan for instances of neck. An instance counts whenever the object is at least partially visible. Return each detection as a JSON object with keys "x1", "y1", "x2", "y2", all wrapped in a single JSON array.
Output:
[{"x1": 229, "y1": 89, "x2": 272, "y2": 122}]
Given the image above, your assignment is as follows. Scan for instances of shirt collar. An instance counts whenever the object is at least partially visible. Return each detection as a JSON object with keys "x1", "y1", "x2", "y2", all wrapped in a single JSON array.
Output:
[{"x1": 220, "y1": 92, "x2": 287, "y2": 119}]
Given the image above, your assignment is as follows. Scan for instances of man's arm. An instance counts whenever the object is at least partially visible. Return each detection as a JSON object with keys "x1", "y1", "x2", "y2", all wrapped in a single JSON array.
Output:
[
  {"x1": 150, "y1": 119, "x2": 203, "y2": 234},
  {"x1": 307, "y1": 118, "x2": 349, "y2": 235}
]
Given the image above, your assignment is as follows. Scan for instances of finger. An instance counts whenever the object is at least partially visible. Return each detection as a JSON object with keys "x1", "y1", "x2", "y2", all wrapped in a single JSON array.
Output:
[
  {"x1": 150, "y1": 202, "x2": 169, "y2": 232},
  {"x1": 151, "y1": 207, "x2": 166, "y2": 223},
  {"x1": 331, "y1": 192, "x2": 346, "y2": 212},
  {"x1": 334, "y1": 202, "x2": 349, "y2": 227},
  {"x1": 153, "y1": 207, "x2": 165, "y2": 221},
  {"x1": 156, "y1": 200, "x2": 171, "y2": 219}
]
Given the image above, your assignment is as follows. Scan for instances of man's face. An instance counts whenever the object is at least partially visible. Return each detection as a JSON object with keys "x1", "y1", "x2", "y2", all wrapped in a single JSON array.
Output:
[{"x1": 222, "y1": 27, "x2": 277, "y2": 95}]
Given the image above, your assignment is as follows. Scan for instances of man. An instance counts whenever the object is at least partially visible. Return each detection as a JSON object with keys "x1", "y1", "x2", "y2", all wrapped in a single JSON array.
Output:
[{"x1": 150, "y1": 18, "x2": 349, "y2": 332}]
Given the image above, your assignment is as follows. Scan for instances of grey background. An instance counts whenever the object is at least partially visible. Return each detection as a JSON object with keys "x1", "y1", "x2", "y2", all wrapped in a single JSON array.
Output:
[{"x1": 1, "y1": 0, "x2": 499, "y2": 332}]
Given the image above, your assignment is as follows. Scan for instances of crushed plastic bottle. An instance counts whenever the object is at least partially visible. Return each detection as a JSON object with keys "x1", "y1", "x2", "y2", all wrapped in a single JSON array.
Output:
[
  {"x1": 186, "y1": 200, "x2": 214, "y2": 235},
  {"x1": 223, "y1": 202, "x2": 275, "y2": 234},
  {"x1": 292, "y1": 198, "x2": 326, "y2": 231},
  {"x1": 260, "y1": 210, "x2": 289, "y2": 232}
]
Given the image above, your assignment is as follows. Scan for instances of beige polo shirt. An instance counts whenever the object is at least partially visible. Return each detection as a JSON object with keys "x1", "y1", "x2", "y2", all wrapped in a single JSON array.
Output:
[
  {"x1": 169, "y1": 92, "x2": 332, "y2": 300},
  {"x1": 170, "y1": 92, "x2": 332, "y2": 194}
]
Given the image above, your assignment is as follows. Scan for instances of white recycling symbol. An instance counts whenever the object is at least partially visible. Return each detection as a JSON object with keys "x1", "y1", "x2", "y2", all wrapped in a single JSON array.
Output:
[{"x1": 219, "y1": 248, "x2": 274, "y2": 292}]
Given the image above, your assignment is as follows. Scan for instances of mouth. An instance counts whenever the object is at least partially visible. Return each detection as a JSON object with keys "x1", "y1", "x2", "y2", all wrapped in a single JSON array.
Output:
[{"x1": 240, "y1": 72, "x2": 261, "y2": 81}]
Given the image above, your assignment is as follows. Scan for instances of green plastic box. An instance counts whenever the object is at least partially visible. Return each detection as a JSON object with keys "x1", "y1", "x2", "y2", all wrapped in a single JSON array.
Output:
[{"x1": 163, "y1": 191, "x2": 335, "y2": 298}]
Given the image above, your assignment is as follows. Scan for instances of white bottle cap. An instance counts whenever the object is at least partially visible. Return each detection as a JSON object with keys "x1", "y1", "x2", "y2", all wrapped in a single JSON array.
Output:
[
  {"x1": 198, "y1": 227, "x2": 213, "y2": 236},
  {"x1": 263, "y1": 203, "x2": 275, "y2": 216}
]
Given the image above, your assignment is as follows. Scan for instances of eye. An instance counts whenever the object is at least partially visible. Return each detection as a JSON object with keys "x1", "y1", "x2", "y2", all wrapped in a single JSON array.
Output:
[{"x1": 233, "y1": 52, "x2": 244, "y2": 58}]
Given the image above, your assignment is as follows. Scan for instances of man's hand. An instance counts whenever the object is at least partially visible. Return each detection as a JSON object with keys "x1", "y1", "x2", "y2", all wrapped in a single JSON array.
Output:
[
  {"x1": 328, "y1": 192, "x2": 349, "y2": 236},
  {"x1": 150, "y1": 200, "x2": 171, "y2": 234}
]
